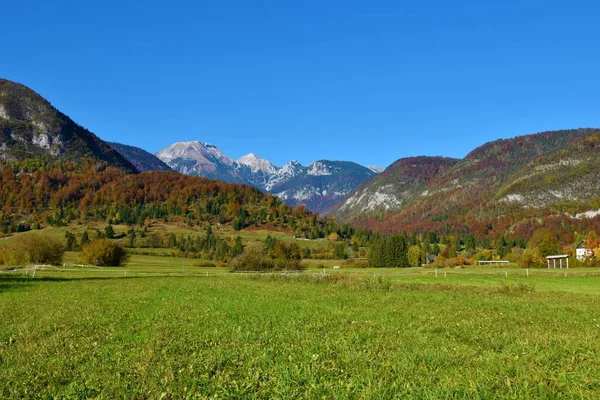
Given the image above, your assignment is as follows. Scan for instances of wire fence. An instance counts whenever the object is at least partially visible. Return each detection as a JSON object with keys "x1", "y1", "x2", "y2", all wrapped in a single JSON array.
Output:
[{"x1": 2, "y1": 264, "x2": 600, "y2": 280}]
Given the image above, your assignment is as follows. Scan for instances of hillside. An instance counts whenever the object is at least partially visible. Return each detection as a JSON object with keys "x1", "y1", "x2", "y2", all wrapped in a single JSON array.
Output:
[
  {"x1": 0, "y1": 158, "x2": 349, "y2": 240},
  {"x1": 108, "y1": 142, "x2": 172, "y2": 172},
  {"x1": 335, "y1": 156, "x2": 459, "y2": 218},
  {"x1": 333, "y1": 129, "x2": 600, "y2": 236},
  {"x1": 0, "y1": 79, "x2": 137, "y2": 172},
  {"x1": 497, "y1": 134, "x2": 600, "y2": 208}
]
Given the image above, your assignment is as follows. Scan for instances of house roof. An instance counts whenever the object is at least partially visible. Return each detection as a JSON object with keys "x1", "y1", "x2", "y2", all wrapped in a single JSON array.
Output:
[{"x1": 576, "y1": 241, "x2": 586, "y2": 249}]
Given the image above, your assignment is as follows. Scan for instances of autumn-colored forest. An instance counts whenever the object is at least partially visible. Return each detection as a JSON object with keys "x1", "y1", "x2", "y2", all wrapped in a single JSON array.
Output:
[{"x1": 0, "y1": 158, "x2": 360, "y2": 241}]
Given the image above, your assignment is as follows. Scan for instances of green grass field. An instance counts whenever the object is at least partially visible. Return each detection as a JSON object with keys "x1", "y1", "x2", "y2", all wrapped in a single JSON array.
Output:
[{"x1": 2, "y1": 255, "x2": 600, "y2": 398}]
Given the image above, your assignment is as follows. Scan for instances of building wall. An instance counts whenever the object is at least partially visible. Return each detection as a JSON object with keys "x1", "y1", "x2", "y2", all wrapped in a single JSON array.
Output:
[{"x1": 576, "y1": 248, "x2": 592, "y2": 261}]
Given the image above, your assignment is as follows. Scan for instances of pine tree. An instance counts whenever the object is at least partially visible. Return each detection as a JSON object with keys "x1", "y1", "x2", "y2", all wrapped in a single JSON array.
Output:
[
  {"x1": 128, "y1": 229, "x2": 136, "y2": 247},
  {"x1": 105, "y1": 224, "x2": 115, "y2": 239},
  {"x1": 333, "y1": 243, "x2": 347, "y2": 259},
  {"x1": 454, "y1": 237, "x2": 462, "y2": 254},
  {"x1": 168, "y1": 233, "x2": 177, "y2": 248},
  {"x1": 387, "y1": 234, "x2": 408, "y2": 267},
  {"x1": 368, "y1": 238, "x2": 385, "y2": 268},
  {"x1": 65, "y1": 230, "x2": 77, "y2": 251},
  {"x1": 465, "y1": 235, "x2": 476, "y2": 252},
  {"x1": 232, "y1": 236, "x2": 244, "y2": 257},
  {"x1": 80, "y1": 231, "x2": 90, "y2": 247},
  {"x1": 495, "y1": 236, "x2": 508, "y2": 258}
]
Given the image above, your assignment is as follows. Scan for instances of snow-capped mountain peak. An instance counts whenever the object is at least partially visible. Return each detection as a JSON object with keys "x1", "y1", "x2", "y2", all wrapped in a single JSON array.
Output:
[
  {"x1": 155, "y1": 141, "x2": 236, "y2": 176},
  {"x1": 367, "y1": 165, "x2": 384, "y2": 173},
  {"x1": 237, "y1": 153, "x2": 279, "y2": 174},
  {"x1": 263, "y1": 160, "x2": 305, "y2": 190},
  {"x1": 156, "y1": 141, "x2": 229, "y2": 161},
  {"x1": 281, "y1": 160, "x2": 304, "y2": 175},
  {"x1": 307, "y1": 161, "x2": 335, "y2": 176},
  {"x1": 157, "y1": 140, "x2": 380, "y2": 214}
]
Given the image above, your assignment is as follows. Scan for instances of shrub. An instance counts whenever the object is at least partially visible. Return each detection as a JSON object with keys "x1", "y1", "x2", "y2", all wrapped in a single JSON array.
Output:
[
  {"x1": 407, "y1": 245, "x2": 422, "y2": 268},
  {"x1": 442, "y1": 256, "x2": 471, "y2": 267},
  {"x1": 79, "y1": 239, "x2": 128, "y2": 267},
  {"x1": 518, "y1": 248, "x2": 543, "y2": 268},
  {"x1": 0, "y1": 233, "x2": 64, "y2": 266},
  {"x1": 192, "y1": 261, "x2": 217, "y2": 268},
  {"x1": 341, "y1": 259, "x2": 368, "y2": 268},
  {"x1": 229, "y1": 244, "x2": 302, "y2": 272}
]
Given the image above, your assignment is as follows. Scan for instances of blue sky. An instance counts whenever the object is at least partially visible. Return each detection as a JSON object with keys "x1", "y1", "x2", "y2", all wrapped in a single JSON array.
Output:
[{"x1": 4, "y1": 0, "x2": 600, "y2": 168}]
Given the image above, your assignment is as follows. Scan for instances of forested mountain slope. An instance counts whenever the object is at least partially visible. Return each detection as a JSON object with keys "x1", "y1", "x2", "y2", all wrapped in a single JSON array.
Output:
[
  {"x1": 0, "y1": 159, "x2": 347, "y2": 239},
  {"x1": 0, "y1": 79, "x2": 137, "y2": 172},
  {"x1": 108, "y1": 142, "x2": 172, "y2": 172},
  {"x1": 333, "y1": 128, "x2": 600, "y2": 236}
]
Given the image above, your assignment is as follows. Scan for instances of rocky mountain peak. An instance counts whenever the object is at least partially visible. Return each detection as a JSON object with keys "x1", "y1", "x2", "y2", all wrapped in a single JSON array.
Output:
[
  {"x1": 237, "y1": 152, "x2": 279, "y2": 174},
  {"x1": 155, "y1": 140, "x2": 378, "y2": 214},
  {"x1": 367, "y1": 165, "x2": 384, "y2": 173},
  {"x1": 307, "y1": 161, "x2": 336, "y2": 176},
  {"x1": 0, "y1": 78, "x2": 137, "y2": 172}
]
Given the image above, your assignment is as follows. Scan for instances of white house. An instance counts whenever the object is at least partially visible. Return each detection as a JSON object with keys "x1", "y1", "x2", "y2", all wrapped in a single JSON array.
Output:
[{"x1": 576, "y1": 241, "x2": 593, "y2": 261}]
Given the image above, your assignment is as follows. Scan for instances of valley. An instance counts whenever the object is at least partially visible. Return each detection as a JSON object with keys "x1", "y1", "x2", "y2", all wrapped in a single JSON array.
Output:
[{"x1": 4, "y1": 1, "x2": 600, "y2": 397}]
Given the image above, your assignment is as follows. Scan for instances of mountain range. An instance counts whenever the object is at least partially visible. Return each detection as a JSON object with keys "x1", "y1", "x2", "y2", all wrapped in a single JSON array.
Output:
[
  {"x1": 3, "y1": 78, "x2": 600, "y2": 239},
  {"x1": 154, "y1": 141, "x2": 378, "y2": 214},
  {"x1": 332, "y1": 128, "x2": 600, "y2": 236},
  {"x1": 0, "y1": 78, "x2": 377, "y2": 215}
]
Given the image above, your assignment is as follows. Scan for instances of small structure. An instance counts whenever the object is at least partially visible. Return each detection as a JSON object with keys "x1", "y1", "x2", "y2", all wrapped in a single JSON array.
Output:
[
  {"x1": 478, "y1": 260, "x2": 509, "y2": 266},
  {"x1": 576, "y1": 241, "x2": 593, "y2": 261},
  {"x1": 546, "y1": 254, "x2": 569, "y2": 269}
]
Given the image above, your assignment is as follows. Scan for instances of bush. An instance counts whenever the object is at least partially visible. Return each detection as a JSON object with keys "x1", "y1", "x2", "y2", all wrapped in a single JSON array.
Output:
[
  {"x1": 0, "y1": 233, "x2": 64, "y2": 266},
  {"x1": 79, "y1": 239, "x2": 129, "y2": 267},
  {"x1": 518, "y1": 248, "x2": 543, "y2": 268},
  {"x1": 433, "y1": 256, "x2": 474, "y2": 268},
  {"x1": 229, "y1": 244, "x2": 302, "y2": 272},
  {"x1": 341, "y1": 259, "x2": 368, "y2": 268},
  {"x1": 192, "y1": 261, "x2": 217, "y2": 268}
]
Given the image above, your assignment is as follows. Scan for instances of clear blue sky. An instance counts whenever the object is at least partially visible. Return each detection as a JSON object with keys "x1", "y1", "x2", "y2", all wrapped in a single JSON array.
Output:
[{"x1": 4, "y1": 0, "x2": 600, "y2": 168}]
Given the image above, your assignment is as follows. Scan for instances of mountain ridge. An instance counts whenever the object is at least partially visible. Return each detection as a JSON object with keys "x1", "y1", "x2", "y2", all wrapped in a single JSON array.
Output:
[
  {"x1": 155, "y1": 142, "x2": 378, "y2": 214},
  {"x1": 107, "y1": 142, "x2": 172, "y2": 172},
  {"x1": 4, "y1": 78, "x2": 600, "y2": 239},
  {"x1": 332, "y1": 128, "x2": 600, "y2": 235},
  {"x1": 0, "y1": 79, "x2": 137, "y2": 173}
]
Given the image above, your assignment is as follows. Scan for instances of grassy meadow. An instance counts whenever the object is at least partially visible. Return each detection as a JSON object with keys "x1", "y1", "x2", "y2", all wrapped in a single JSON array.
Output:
[{"x1": 2, "y1": 254, "x2": 600, "y2": 398}]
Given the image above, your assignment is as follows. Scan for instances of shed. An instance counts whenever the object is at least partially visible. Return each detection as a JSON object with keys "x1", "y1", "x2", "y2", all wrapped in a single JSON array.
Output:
[{"x1": 546, "y1": 254, "x2": 569, "y2": 269}]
